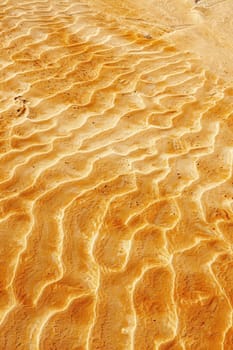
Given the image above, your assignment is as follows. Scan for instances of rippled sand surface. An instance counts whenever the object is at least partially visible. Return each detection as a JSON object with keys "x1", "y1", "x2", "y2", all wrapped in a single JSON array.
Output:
[{"x1": 1, "y1": 0, "x2": 233, "y2": 349}]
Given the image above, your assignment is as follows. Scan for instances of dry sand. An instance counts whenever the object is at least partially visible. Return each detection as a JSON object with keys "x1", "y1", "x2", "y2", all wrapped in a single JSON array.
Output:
[{"x1": 0, "y1": 0, "x2": 233, "y2": 349}]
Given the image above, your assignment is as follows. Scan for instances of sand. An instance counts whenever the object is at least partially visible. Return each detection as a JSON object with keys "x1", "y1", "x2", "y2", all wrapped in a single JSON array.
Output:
[{"x1": 0, "y1": 0, "x2": 233, "y2": 349}]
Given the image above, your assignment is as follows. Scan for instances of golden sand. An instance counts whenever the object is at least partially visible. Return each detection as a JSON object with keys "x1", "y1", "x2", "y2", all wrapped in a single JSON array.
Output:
[{"x1": 0, "y1": 0, "x2": 233, "y2": 349}]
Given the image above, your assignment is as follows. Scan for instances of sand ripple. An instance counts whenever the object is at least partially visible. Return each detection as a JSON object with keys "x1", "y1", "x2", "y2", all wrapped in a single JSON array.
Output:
[{"x1": 0, "y1": 0, "x2": 233, "y2": 349}]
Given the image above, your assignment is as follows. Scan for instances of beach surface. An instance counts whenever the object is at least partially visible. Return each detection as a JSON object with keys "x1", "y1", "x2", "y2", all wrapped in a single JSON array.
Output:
[{"x1": 1, "y1": 0, "x2": 233, "y2": 349}]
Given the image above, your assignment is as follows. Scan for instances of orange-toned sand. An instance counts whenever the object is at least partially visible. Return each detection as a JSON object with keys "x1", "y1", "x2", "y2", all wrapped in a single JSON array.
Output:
[{"x1": 0, "y1": 0, "x2": 233, "y2": 349}]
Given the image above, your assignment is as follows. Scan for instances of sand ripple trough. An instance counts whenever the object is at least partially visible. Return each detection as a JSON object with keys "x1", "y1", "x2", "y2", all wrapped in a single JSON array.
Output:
[{"x1": 0, "y1": 0, "x2": 233, "y2": 349}]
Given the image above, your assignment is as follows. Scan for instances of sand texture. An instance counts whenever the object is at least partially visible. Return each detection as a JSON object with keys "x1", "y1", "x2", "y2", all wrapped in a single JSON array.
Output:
[{"x1": 0, "y1": 0, "x2": 233, "y2": 349}]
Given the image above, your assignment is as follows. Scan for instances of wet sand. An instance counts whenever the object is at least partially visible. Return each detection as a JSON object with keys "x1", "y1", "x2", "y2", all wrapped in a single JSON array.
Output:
[{"x1": 0, "y1": 0, "x2": 233, "y2": 349}]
